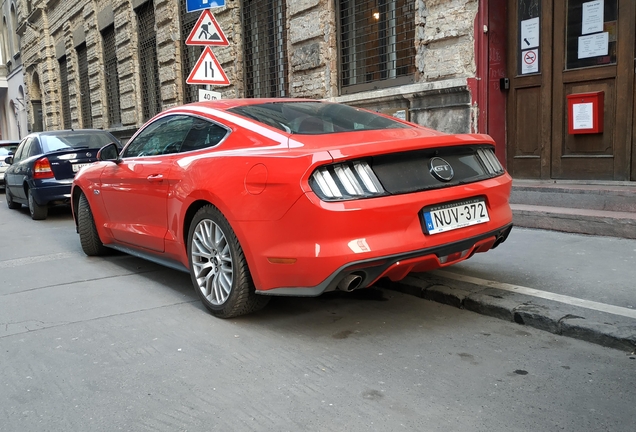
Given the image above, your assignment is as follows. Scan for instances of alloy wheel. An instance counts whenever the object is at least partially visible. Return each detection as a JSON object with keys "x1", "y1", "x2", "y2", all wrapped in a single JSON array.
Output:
[{"x1": 191, "y1": 219, "x2": 234, "y2": 305}]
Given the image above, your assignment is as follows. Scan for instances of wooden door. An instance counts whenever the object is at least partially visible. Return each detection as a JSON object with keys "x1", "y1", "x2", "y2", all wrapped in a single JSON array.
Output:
[
  {"x1": 506, "y1": 0, "x2": 553, "y2": 179},
  {"x1": 552, "y1": 0, "x2": 634, "y2": 180},
  {"x1": 506, "y1": 0, "x2": 635, "y2": 180}
]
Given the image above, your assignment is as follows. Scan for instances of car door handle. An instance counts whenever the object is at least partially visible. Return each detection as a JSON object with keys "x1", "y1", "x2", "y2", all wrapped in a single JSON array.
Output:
[{"x1": 147, "y1": 174, "x2": 164, "y2": 182}]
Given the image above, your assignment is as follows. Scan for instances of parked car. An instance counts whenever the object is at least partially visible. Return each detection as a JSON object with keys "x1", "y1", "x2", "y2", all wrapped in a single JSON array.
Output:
[
  {"x1": 4, "y1": 130, "x2": 121, "y2": 219},
  {"x1": 72, "y1": 99, "x2": 513, "y2": 318},
  {"x1": 0, "y1": 140, "x2": 20, "y2": 190}
]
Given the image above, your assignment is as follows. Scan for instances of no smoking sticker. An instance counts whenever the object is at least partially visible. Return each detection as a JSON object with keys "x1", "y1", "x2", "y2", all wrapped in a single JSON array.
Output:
[{"x1": 521, "y1": 49, "x2": 539, "y2": 74}]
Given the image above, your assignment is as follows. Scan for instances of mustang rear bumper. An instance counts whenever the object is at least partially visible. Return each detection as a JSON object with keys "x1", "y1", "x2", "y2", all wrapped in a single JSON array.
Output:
[{"x1": 256, "y1": 223, "x2": 512, "y2": 296}]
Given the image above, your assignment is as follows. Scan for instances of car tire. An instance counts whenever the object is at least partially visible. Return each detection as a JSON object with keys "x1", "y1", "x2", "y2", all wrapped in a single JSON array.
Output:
[
  {"x1": 188, "y1": 205, "x2": 270, "y2": 318},
  {"x1": 77, "y1": 193, "x2": 109, "y2": 256},
  {"x1": 27, "y1": 189, "x2": 48, "y2": 220},
  {"x1": 6, "y1": 187, "x2": 21, "y2": 210}
]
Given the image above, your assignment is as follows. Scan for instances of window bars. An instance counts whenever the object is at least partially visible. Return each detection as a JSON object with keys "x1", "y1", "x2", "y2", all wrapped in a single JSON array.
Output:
[
  {"x1": 179, "y1": 0, "x2": 203, "y2": 103},
  {"x1": 137, "y1": 0, "x2": 162, "y2": 121},
  {"x1": 59, "y1": 56, "x2": 72, "y2": 129},
  {"x1": 102, "y1": 25, "x2": 122, "y2": 127},
  {"x1": 77, "y1": 43, "x2": 92, "y2": 128},
  {"x1": 338, "y1": 0, "x2": 416, "y2": 94},
  {"x1": 242, "y1": 0, "x2": 289, "y2": 98}
]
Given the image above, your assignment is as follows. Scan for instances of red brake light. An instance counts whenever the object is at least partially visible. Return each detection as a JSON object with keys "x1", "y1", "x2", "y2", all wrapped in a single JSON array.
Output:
[{"x1": 33, "y1": 157, "x2": 54, "y2": 179}]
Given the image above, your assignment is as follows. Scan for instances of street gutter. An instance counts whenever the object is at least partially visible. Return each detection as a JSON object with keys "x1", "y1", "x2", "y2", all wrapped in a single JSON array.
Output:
[{"x1": 381, "y1": 271, "x2": 636, "y2": 354}]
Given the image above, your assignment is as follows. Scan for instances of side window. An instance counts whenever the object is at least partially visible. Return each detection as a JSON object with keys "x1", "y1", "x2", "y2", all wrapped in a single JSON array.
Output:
[
  {"x1": 180, "y1": 117, "x2": 229, "y2": 153},
  {"x1": 12, "y1": 139, "x2": 28, "y2": 162},
  {"x1": 122, "y1": 115, "x2": 193, "y2": 158},
  {"x1": 27, "y1": 139, "x2": 42, "y2": 157}
]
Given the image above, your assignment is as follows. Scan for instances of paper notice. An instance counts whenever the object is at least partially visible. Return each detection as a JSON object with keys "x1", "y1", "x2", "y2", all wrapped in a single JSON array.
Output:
[
  {"x1": 582, "y1": 0, "x2": 604, "y2": 35},
  {"x1": 573, "y1": 103, "x2": 594, "y2": 130},
  {"x1": 520, "y1": 17, "x2": 540, "y2": 50},
  {"x1": 578, "y1": 32, "x2": 609, "y2": 59}
]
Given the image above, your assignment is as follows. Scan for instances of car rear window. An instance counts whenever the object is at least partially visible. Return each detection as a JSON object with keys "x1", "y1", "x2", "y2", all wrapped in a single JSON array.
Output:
[
  {"x1": 228, "y1": 102, "x2": 411, "y2": 135},
  {"x1": 41, "y1": 132, "x2": 116, "y2": 152}
]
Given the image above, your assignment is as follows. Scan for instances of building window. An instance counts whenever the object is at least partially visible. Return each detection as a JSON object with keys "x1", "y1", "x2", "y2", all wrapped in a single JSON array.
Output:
[
  {"x1": 338, "y1": 0, "x2": 416, "y2": 95},
  {"x1": 59, "y1": 56, "x2": 72, "y2": 129},
  {"x1": 77, "y1": 43, "x2": 92, "y2": 128},
  {"x1": 2, "y1": 17, "x2": 9, "y2": 64},
  {"x1": 242, "y1": 0, "x2": 289, "y2": 98},
  {"x1": 179, "y1": 0, "x2": 203, "y2": 103},
  {"x1": 10, "y1": 5, "x2": 19, "y2": 55},
  {"x1": 137, "y1": 0, "x2": 161, "y2": 121},
  {"x1": 102, "y1": 25, "x2": 122, "y2": 127}
]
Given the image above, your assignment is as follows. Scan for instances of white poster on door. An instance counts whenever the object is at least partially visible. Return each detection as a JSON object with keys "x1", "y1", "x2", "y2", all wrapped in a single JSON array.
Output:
[
  {"x1": 578, "y1": 32, "x2": 609, "y2": 59},
  {"x1": 582, "y1": 0, "x2": 604, "y2": 35},
  {"x1": 520, "y1": 17, "x2": 540, "y2": 50}
]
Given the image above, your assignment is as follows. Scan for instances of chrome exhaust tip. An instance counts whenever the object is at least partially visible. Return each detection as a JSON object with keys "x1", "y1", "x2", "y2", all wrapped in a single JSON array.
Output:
[{"x1": 337, "y1": 273, "x2": 364, "y2": 292}]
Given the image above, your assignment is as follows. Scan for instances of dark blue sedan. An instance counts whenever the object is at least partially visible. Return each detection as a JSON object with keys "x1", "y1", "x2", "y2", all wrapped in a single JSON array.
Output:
[{"x1": 3, "y1": 130, "x2": 120, "y2": 220}]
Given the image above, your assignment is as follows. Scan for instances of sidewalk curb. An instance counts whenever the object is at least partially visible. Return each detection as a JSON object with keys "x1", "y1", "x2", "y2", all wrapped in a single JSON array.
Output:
[{"x1": 382, "y1": 274, "x2": 636, "y2": 353}]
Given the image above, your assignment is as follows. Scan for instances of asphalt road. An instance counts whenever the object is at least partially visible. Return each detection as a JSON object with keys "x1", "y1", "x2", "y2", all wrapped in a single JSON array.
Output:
[{"x1": 1, "y1": 197, "x2": 635, "y2": 432}]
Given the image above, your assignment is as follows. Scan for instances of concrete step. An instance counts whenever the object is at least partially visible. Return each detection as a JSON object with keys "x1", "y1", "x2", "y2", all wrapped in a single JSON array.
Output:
[
  {"x1": 511, "y1": 180, "x2": 636, "y2": 213},
  {"x1": 510, "y1": 180, "x2": 636, "y2": 239},
  {"x1": 511, "y1": 203, "x2": 636, "y2": 239}
]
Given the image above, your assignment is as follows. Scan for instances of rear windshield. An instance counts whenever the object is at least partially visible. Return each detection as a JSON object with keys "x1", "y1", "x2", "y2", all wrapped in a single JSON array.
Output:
[
  {"x1": 228, "y1": 102, "x2": 411, "y2": 135},
  {"x1": 41, "y1": 132, "x2": 116, "y2": 152}
]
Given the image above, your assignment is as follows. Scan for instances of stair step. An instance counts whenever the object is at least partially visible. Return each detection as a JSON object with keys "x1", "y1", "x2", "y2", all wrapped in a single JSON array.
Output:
[
  {"x1": 511, "y1": 204, "x2": 636, "y2": 239},
  {"x1": 511, "y1": 181, "x2": 636, "y2": 213}
]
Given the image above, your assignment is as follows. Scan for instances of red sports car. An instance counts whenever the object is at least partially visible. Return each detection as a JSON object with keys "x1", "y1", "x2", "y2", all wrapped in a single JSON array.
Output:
[{"x1": 71, "y1": 99, "x2": 512, "y2": 318}]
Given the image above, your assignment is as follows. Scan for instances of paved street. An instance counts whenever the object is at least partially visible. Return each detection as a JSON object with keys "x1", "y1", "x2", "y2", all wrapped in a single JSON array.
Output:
[{"x1": 1, "y1": 197, "x2": 635, "y2": 432}]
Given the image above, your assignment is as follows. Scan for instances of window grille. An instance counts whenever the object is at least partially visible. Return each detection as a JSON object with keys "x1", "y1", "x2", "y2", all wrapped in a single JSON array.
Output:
[
  {"x1": 338, "y1": 0, "x2": 416, "y2": 94},
  {"x1": 102, "y1": 25, "x2": 122, "y2": 127},
  {"x1": 136, "y1": 0, "x2": 162, "y2": 121},
  {"x1": 77, "y1": 43, "x2": 92, "y2": 128},
  {"x1": 179, "y1": 0, "x2": 203, "y2": 103},
  {"x1": 59, "y1": 56, "x2": 72, "y2": 129},
  {"x1": 242, "y1": 0, "x2": 289, "y2": 98}
]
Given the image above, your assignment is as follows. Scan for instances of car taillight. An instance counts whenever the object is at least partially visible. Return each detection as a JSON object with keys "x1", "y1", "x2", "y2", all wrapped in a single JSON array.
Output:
[
  {"x1": 309, "y1": 160, "x2": 386, "y2": 201},
  {"x1": 33, "y1": 157, "x2": 54, "y2": 179},
  {"x1": 476, "y1": 148, "x2": 505, "y2": 175}
]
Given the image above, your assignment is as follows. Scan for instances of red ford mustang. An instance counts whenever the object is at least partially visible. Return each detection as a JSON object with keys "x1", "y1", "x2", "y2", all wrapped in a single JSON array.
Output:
[{"x1": 71, "y1": 99, "x2": 512, "y2": 318}]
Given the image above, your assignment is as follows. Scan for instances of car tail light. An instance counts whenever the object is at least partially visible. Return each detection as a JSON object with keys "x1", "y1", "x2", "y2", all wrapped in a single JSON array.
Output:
[
  {"x1": 476, "y1": 148, "x2": 504, "y2": 175},
  {"x1": 310, "y1": 161, "x2": 385, "y2": 201},
  {"x1": 33, "y1": 157, "x2": 54, "y2": 179}
]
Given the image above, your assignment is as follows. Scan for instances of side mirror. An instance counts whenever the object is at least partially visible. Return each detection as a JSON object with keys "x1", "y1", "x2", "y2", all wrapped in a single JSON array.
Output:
[
  {"x1": 4, "y1": 156, "x2": 13, "y2": 165},
  {"x1": 97, "y1": 142, "x2": 121, "y2": 163}
]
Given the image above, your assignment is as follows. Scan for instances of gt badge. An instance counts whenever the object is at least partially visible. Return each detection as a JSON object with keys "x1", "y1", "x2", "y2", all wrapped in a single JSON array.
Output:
[{"x1": 429, "y1": 157, "x2": 454, "y2": 182}]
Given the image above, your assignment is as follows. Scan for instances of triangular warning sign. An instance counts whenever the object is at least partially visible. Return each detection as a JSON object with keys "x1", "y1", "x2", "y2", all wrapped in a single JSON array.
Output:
[
  {"x1": 186, "y1": 10, "x2": 229, "y2": 46},
  {"x1": 186, "y1": 46, "x2": 230, "y2": 85}
]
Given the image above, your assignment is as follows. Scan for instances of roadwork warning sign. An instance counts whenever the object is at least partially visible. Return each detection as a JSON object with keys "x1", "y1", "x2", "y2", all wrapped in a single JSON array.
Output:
[
  {"x1": 186, "y1": 46, "x2": 230, "y2": 85},
  {"x1": 186, "y1": 10, "x2": 229, "y2": 46}
]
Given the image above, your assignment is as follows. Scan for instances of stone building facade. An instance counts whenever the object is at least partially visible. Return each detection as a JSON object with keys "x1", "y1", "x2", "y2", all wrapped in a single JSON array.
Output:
[
  {"x1": 16, "y1": 0, "x2": 481, "y2": 142},
  {"x1": 0, "y1": 0, "x2": 27, "y2": 140}
]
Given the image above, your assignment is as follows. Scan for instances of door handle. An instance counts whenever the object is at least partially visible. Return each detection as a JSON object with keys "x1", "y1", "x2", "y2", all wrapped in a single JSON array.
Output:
[{"x1": 147, "y1": 174, "x2": 164, "y2": 182}]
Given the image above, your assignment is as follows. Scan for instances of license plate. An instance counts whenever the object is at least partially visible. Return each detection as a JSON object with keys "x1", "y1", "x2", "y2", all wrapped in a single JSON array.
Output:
[
  {"x1": 72, "y1": 163, "x2": 92, "y2": 173},
  {"x1": 423, "y1": 198, "x2": 490, "y2": 235}
]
